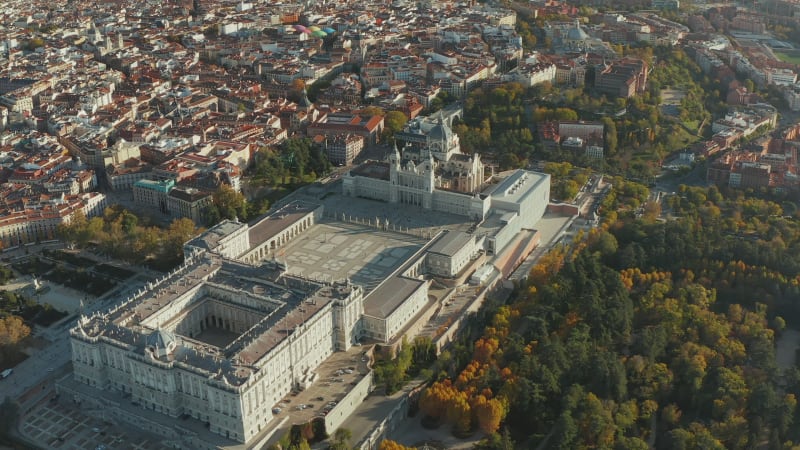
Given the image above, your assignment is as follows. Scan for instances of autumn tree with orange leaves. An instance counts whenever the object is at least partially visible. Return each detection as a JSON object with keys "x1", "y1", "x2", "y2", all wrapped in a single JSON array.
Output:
[{"x1": 378, "y1": 440, "x2": 416, "y2": 450}]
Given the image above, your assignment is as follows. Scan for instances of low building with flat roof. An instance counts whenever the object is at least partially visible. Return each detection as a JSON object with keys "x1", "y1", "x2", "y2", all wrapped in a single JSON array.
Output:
[{"x1": 425, "y1": 230, "x2": 479, "y2": 277}]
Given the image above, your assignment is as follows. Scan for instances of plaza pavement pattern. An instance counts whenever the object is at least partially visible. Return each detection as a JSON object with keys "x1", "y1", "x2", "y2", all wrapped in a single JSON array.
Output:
[
  {"x1": 281, "y1": 221, "x2": 425, "y2": 293},
  {"x1": 21, "y1": 402, "x2": 171, "y2": 450}
]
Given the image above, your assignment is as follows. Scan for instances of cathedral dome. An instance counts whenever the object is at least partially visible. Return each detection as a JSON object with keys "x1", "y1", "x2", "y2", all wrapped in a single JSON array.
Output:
[
  {"x1": 567, "y1": 19, "x2": 589, "y2": 41},
  {"x1": 567, "y1": 27, "x2": 588, "y2": 41},
  {"x1": 428, "y1": 115, "x2": 452, "y2": 143}
]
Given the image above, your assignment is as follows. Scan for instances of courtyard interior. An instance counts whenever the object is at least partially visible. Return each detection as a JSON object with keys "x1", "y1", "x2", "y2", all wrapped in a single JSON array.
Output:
[{"x1": 194, "y1": 326, "x2": 240, "y2": 348}]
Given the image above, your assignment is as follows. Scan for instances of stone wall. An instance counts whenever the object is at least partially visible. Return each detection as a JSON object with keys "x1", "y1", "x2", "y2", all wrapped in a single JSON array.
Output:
[{"x1": 324, "y1": 370, "x2": 374, "y2": 433}]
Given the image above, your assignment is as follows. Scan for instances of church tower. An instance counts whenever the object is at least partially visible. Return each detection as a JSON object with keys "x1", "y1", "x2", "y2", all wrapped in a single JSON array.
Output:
[
  {"x1": 291, "y1": 87, "x2": 317, "y2": 131},
  {"x1": 389, "y1": 140, "x2": 401, "y2": 203},
  {"x1": 89, "y1": 24, "x2": 102, "y2": 45},
  {"x1": 298, "y1": 87, "x2": 313, "y2": 111},
  {"x1": 422, "y1": 149, "x2": 435, "y2": 209}
]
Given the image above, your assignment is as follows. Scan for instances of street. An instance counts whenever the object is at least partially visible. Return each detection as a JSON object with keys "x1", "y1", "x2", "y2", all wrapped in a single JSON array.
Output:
[
  {"x1": 0, "y1": 324, "x2": 71, "y2": 408},
  {"x1": 0, "y1": 249, "x2": 159, "y2": 411}
]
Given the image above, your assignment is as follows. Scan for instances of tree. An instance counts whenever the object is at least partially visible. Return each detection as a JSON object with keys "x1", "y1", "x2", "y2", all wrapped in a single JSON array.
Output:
[
  {"x1": 419, "y1": 380, "x2": 457, "y2": 420},
  {"x1": 163, "y1": 218, "x2": 200, "y2": 263},
  {"x1": 25, "y1": 38, "x2": 45, "y2": 51},
  {"x1": 0, "y1": 315, "x2": 31, "y2": 348},
  {"x1": 383, "y1": 111, "x2": 409, "y2": 142},
  {"x1": 378, "y1": 440, "x2": 416, "y2": 450},
  {"x1": 360, "y1": 106, "x2": 386, "y2": 117},
  {"x1": 334, "y1": 428, "x2": 352, "y2": 443},
  {"x1": 589, "y1": 231, "x2": 618, "y2": 258},
  {"x1": 329, "y1": 427, "x2": 352, "y2": 450},
  {"x1": 374, "y1": 339, "x2": 414, "y2": 394},
  {"x1": 291, "y1": 78, "x2": 306, "y2": 92},
  {"x1": 447, "y1": 392, "x2": 472, "y2": 436},
  {"x1": 288, "y1": 440, "x2": 311, "y2": 450},
  {"x1": 472, "y1": 395, "x2": 506, "y2": 434},
  {"x1": 475, "y1": 428, "x2": 515, "y2": 450},
  {"x1": 429, "y1": 97, "x2": 444, "y2": 113},
  {"x1": 120, "y1": 210, "x2": 139, "y2": 234},
  {"x1": 601, "y1": 117, "x2": 618, "y2": 155},
  {"x1": 0, "y1": 266, "x2": 13, "y2": 285},
  {"x1": 85, "y1": 217, "x2": 105, "y2": 242},
  {"x1": 134, "y1": 226, "x2": 162, "y2": 262},
  {"x1": 274, "y1": 137, "x2": 332, "y2": 181},
  {"x1": 246, "y1": 196, "x2": 270, "y2": 220},
  {"x1": 58, "y1": 209, "x2": 88, "y2": 247},
  {"x1": 412, "y1": 336, "x2": 436, "y2": 366},
  {"x1": 208, "y1": 184, "x2": 247, "y2": 225}
]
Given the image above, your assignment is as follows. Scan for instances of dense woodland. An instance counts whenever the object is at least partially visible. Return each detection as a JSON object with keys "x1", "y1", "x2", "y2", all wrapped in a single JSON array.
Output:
[{"x1": 417, "y1": 184, "x2": 800, "y2": 449}]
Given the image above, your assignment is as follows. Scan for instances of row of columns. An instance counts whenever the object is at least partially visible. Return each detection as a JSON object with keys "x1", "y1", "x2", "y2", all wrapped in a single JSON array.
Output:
[
  {"x1": 406, "y1": 259, "x2": 424, "y2": 278},
  {"x1": 245, "y1": 215, "x2": 314, "y2": 264}
]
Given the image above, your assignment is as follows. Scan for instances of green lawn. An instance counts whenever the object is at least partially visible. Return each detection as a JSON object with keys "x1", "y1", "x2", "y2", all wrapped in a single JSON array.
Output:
[{"x1": 774, "y1": 51, "x2": 800, "y2": 65}]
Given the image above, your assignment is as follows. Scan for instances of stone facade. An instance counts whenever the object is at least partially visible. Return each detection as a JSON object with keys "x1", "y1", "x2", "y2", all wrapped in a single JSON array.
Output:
[
  {"x1": 344, "y1": 114, "x2": 489, "y2": 220},
  {"x1": 70, "y1": 254, "x2": 364, "y2": 444}
]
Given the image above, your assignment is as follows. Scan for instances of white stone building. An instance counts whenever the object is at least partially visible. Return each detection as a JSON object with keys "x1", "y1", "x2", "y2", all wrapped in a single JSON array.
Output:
[
  {"x1": 343, "y1": 112, "x2": 551, "y2": 254},
  {"x1": 70, "y1": 253, "x2": 364, "y2": 446},
  {"x1": 66, "y1": 113, "x2": 552, "y2": 450},
  {"x1": 344, "y1": 115, "x2": 489, "y2": 219},
  {"x1": 167, "y1": 186, "x2": 213, "y2": 223},
  {"x1": 425, "y1": 231, "x2": 479, "y2": 278}
]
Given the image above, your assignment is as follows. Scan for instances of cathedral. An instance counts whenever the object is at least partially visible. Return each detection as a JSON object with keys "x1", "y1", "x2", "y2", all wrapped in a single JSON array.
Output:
[
  {"x1": 343, "y1": 113, "x2": 489, "y2": 218},
  {"x1": 393, "y1": 114, "x2": 485, "y2": 195}
]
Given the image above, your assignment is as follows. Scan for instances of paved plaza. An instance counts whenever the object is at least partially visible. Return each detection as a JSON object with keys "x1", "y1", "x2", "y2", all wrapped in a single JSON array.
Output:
[
  {"x1": 319, "y1": 192, "x2": 475, "y2": 235},
  {"x1": 0, "y1": 275, "x2": 91, "y2": 315},
  {"x1": 21, "y1": 402, "x2": 171, "y2": 450},
  {"x1": 280, "y1": 221, "x2": 427, "y2": 292}
]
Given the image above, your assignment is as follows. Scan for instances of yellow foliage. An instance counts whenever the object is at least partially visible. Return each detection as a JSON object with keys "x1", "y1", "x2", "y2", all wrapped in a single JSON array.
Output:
[
  {"x1": 379, "y1": 440, "x2": 416, "y2": 450},
  {"x1": 471, "y1": 394, "x2": 506, "y2": 434},
  {"x1": 0, "y1": 315, "x2": 30, "y2": 347}
]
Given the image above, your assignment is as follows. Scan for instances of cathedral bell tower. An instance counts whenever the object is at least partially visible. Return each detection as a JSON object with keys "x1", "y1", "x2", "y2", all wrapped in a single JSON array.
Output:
[
  {"x1": 422, "y1": 148, "x2": 434, "y2": 209},
  {"x1": 389, "y1": 140, "x2": 400, "y2": 203}
]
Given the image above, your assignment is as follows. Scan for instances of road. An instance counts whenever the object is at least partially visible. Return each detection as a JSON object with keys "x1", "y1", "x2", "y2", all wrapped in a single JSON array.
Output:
[
  {"x1": 339, "y1": 381, "x2": 420, "y2": 449},
  {"x1": 0, "y1": 254, "x2": 157, "y2": 411},
  {"x1": 651, "y1": 159, "x2": 709, "y2": 194},
  {"x1": 0, "y1": 324, "x2": 71, "y2": 408}
]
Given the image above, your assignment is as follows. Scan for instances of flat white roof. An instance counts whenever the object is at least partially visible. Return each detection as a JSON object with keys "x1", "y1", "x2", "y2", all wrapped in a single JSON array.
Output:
[{"x1": 489, "y1": 169, "x2": 550, "y2": 205}]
